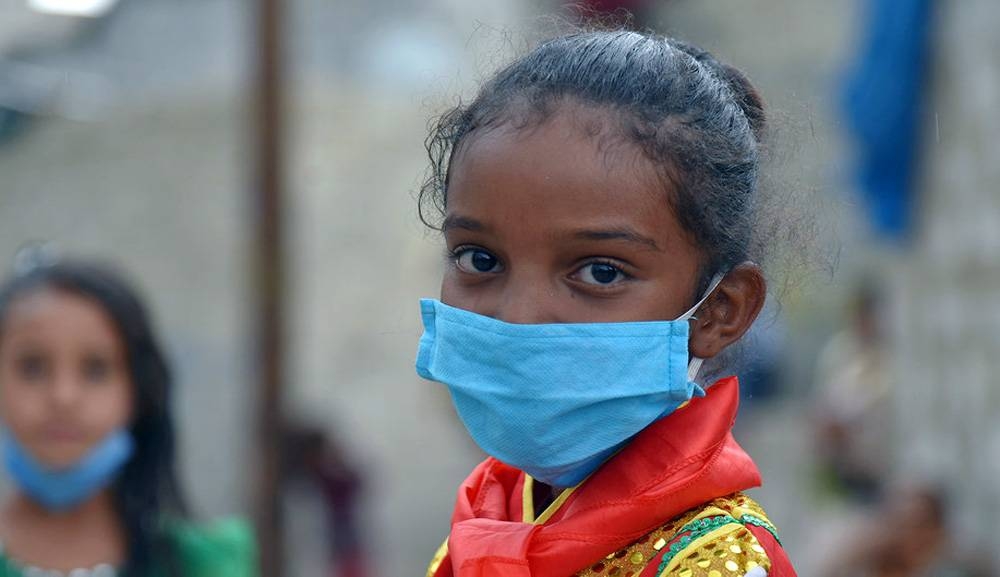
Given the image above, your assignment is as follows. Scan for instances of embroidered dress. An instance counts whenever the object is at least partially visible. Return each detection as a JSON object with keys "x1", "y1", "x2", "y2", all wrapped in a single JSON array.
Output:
[{"x1": 426, "y1": 378, "x2": 797, "y2": 577}]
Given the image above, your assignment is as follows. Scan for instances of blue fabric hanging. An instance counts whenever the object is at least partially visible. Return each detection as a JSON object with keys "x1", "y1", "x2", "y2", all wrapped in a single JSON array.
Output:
[{"x1": 842, "y1": 0, "x2": 935, "y2": 241}]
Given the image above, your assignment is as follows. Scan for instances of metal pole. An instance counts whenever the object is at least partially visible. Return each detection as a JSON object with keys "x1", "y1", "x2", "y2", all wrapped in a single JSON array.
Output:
[{"x1": 254, "y1": 0, "x2": 285, "y2": 573}]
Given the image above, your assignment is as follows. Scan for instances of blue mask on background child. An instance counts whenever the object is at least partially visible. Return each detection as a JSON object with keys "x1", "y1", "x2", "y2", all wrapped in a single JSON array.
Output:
[
  {"x1": 3, "y1": 428, "x2": 134, "y2": 511},
  {"x1": 415, "y1": 275, "x2": 723, "y2": 488}
]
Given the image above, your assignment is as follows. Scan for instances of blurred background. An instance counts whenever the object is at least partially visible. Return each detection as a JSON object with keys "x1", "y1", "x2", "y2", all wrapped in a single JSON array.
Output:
[{"x1": 0, "y1": 0, "x2": 997, "y2": 575}]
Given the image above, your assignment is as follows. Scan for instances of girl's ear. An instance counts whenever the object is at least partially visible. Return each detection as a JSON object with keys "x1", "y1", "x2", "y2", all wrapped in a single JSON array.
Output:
[{"x1": 688, "y1": 263, "x2": 766, "y2": 359}]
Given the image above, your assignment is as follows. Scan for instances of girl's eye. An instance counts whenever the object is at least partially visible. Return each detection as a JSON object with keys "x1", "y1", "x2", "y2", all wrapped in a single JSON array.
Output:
[
  {"x1": 575, "y1": 262, "x2": 628, "y2": 286},
  {"x1": 81, "y1": 356, "x2": 112, "y2": 384},
  {"x1": 15, "y1": 353, "x2": 50, "y2": 382},
  {"x1": 454, "y1": 248, "x2": 503, "y2": 274}
]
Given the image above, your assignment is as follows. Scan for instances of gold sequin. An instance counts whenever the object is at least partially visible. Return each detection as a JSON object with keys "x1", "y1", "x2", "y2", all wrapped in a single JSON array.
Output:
[{"x1": 569, "y1": 492, "x2": 777, "y2": 577}]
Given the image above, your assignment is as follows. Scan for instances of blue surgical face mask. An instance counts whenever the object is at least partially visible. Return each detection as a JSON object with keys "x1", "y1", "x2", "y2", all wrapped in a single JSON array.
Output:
[
  {"x1": 416, "y1": 274, "x2": 724, "y2": 488},
  {"x1": 3, "y1": 428, "x2": 134, "y2": 511}
]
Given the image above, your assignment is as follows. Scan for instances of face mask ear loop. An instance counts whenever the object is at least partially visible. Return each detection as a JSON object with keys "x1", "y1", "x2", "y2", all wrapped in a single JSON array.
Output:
[
  {"x1": 678, "y1": 271, "x2": 727, "y2": 383},
  {"x1": 687, "y1": 357, "x2": 706, "y2": 382}
]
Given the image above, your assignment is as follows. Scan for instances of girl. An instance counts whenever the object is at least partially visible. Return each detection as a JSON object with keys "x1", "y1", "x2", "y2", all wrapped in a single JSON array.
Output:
[
  {"x1": 415, "y1": 30, "x2": 798, "y2": 576},
  {"x1": 0, "y1": 258, "x2": 256, "y2": 576}
]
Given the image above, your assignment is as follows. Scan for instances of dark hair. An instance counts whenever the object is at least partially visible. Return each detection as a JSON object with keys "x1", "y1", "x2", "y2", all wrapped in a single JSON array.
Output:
[
  {"x1": 420, "y1": 30, "x2": 768, "y2": 295},
  {"x1": 0, "y1": 260, "x2": 188, "y2": 576}
]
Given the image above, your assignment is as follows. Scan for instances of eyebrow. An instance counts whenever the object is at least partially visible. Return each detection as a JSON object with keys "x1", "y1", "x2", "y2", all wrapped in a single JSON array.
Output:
[
  {"x1": 441, "y1": 215, "x2": 487, "y2": 232},
  {"x1": 442, "y1": 215, "x2": 661, "y2": 251},
  {"x1": 572, "y1": 228, "x2": 661, "y2": 251}
]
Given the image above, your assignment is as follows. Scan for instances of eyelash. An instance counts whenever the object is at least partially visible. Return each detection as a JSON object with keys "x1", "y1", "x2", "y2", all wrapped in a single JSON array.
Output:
[
  {"x1": 447, "y1": 246, "x2": 503, "y2": 273},
  {"x1": 445, "y1": 246, "x2": 471, "y2": 263},
  {"x1": 572, "y1": 258, "x2": 634, "y2": 287},
  {"x1": 446, "y1": 245, "x2": 486, "y2": 261}
]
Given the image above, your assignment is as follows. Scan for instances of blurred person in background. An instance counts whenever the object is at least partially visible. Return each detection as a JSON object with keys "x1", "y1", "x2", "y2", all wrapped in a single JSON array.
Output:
[
  {"x1": 812, "y1": 281, "x2": 890, "y2": 503},
  {"x1": 414, "y1": 29, "x2": 799, "y2": 577},
  {"x1": 818, "y1": 483, "x2": 991, "y2": 577},
  {"x1": 0, "y1": 255, "x2": 257, "y2": 577},
  {"x1": 284, "y1": 425, "x2": 369, "y2": 577}
]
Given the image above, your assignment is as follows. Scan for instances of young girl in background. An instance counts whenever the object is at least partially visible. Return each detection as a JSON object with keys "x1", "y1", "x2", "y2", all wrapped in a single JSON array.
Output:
[
  {"x1": 0, "y1": 259, "x2": 256, "y2": 577},
  {"x1": 415, "y1": 30, "x2": 798, "y2": 576}
]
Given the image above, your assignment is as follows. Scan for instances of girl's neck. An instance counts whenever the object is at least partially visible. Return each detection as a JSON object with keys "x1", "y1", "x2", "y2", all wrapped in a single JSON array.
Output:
[
  {"x1": 0, "y1": 490, "x2": 127, "y2": 571},
  {"x1": 532, "y1": 480, "x2": 561, "y2": 519},
  {"x1": 7, "y1": 489, "x2": 116, "y2": 522}
]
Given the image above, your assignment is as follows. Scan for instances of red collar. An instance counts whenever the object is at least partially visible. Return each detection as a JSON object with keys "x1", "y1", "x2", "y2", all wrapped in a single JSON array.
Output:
[{"x1": 436, "y1": 377, "x2": 761, "y2": 577}]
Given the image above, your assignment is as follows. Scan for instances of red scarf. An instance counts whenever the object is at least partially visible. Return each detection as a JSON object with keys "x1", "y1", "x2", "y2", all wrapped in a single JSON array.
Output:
[{"x1": 433, "y1": 377, "x2": 761, "y2": 577}]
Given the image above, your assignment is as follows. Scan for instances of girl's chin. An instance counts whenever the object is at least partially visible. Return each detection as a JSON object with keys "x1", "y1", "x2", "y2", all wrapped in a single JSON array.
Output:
[{"x1": 27, "y1": 444, "x2": 91, "y2": 470}]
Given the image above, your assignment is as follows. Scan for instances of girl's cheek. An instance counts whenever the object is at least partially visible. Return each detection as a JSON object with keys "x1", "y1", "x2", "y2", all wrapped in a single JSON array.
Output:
[
  {"x1": 0, "y1": 389, "x2": 43, "y2": 441},
  {"x1": 99, "y1": 377, "x2": 134, "y2": 431},
  {"x1": 440, "y1": 280, "x2": 467, "y2": 311},
  {"x1": 440, "y1": 269, "x2": 469, "y2": 303},
  {"x1": 441, "y1": 278, "x2": 494, "y2": 317}
]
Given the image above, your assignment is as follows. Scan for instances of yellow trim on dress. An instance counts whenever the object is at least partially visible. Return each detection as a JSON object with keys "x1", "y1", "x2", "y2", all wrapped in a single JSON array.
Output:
[
  {"x1": 425, "y1": 476, "x2": 581, "y2": 577},
  {"x1": 426, "y1": 538, "x2": 449, "y2": 577},
  {"x1": 522, "y1": 475, "x2": 579, "y2": 524},
  {"x1": 573, "y1": 494, "x2": 777, "y2": 577},
  {"x1": 656, "y1": 495, "x2": 774, "y2": 576},
  {"x1": 426, "y1": 482, "x2": 779, "y2": 577},
  {"x1": 574, "y1": 506, "x2": 706, "y2": 577},
  {"x1": 656, "y1": 523, "x2": 770, "y2": 576}
]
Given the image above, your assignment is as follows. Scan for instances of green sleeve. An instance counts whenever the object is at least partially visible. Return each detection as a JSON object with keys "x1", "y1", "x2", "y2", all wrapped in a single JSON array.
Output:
[{"x1": 166, "y1": 517, "x2": 258, "y2": 577}]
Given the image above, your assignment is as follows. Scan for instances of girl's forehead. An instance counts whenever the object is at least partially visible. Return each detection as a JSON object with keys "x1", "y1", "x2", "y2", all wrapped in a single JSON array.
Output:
[
  {"x1": 1, "y1": 289, "x2": 120, "y2": 348},
  {"x1": 6, "y1": 288, "x2": 89, "y2": 319},
  {"x1": 447, "y1": 105, "x2": 673, "y2": 226}
]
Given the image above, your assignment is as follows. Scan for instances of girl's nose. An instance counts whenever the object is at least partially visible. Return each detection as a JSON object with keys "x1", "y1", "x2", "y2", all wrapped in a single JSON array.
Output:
[
  {"x1": 493, "y1": 272, "x2": 561, "y2": 325},
  {"x1": 49, "y1": 371, "x2": 82, "y2": 408}
]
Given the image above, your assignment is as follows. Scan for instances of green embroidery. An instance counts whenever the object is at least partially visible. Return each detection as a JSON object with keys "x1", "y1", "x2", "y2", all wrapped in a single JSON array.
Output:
[
  {"x1": 740, "y1": 513, "x2": 781, "y2": 544},
  {"x1": 655, "y1": 514, "x2": 740, "y2": 574},
  {"x1": 654, "y1": 513, "x2": 781, "y2": 575}
]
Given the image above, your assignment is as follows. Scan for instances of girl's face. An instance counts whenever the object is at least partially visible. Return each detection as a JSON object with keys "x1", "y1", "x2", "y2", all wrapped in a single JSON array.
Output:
[
  {"x1": 0, "y1": 288, "x2": 134, "y2": 469},
  {"x1": 443, "y1": 105, "x2": 702, "y2": 324},
  {"x1": 441, "y1": 103, "x2": 765, "y2": 359}
]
